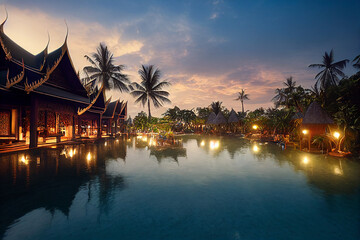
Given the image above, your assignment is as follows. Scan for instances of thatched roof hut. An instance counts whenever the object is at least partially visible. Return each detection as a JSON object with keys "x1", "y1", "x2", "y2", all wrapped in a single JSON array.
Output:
[
  {"x1": 303, "y1": 102, "x2": 333, "y2": 124},
  {"x1": 213, "y1": 112, "x2": 227, "y2": 125},
  {"x1": 228, "y1": 109, "x2": 239, "y2": 123},
  {"x1": 302, "y1": 102, "x2": 334, "y2": 136},
  {"x1": 206, "y1": 112, "x2": 216, "y2": 124}
]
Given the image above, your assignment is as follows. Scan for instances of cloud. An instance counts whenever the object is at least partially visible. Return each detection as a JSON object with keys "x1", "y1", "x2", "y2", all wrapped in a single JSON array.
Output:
[{"x1": 210, "y1": 13, "x2": 218, "y2": 20}]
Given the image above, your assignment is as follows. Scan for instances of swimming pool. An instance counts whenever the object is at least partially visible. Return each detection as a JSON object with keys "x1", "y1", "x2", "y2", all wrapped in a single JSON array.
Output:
[{"x1": 0, "y1": 135, "x2": 359, "y2": 240}]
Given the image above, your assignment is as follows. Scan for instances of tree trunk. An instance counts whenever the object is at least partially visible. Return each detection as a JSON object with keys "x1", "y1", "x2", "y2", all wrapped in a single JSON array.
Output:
[
  {"x1": 241, "y1": 100, "x2": 244, "y2": 113},
  {"x1": 148, "y1": 99, "x2": 151, "y2": 121}
]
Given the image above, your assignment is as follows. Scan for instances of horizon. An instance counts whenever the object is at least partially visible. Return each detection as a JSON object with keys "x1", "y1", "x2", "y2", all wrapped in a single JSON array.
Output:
[{"x1": 1, "y1": 0, "x2": 359, "y2": 118}]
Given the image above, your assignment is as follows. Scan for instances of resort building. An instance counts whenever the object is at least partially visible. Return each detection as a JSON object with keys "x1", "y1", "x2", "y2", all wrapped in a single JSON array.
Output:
[{"x1": 0, "y1": 17, "x2": 127, "y2": 149}]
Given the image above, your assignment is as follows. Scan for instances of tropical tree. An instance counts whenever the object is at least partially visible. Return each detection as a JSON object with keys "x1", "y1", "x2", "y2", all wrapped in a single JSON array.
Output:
[
  {"x1": 83, "y1": 43, "x2": 130, "y2": 92},
  {"x1": 210, "y1": 101, "x2": 223, "y2": 115},
  {"x1": 308, "y1": 50, "x2": 349, "y2": 92},
  {"x1": 163, "y1": 106, "x2": 181, "y2": 121},
  {"x1": 130, "y1": 65, "x2": 171, "y2": 121},
  {"x1": 353, "y1": 54, "x2": 360, "y2": 69},
  {"x1": 235, "y1": 89, "x2": 250, "y2": 113}
]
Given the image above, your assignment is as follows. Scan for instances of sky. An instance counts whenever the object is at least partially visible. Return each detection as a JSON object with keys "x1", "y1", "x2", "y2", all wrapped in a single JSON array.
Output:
[{"x1": 0, "y1": 0, "x2": 359, "y2": 118}]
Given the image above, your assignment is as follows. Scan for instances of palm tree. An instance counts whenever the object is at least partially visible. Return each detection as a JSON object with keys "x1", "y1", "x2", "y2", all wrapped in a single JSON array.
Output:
[
  {"x1": 210, "y1": 101, "x2": 222, "y2": 115},
  {"x1": 308, "y1": 50, "x2": 349, "y2": 92},
  {"x1": 235, "y1": 89, "x2": 250, "y2": 113},
  {"x1": 131, "y1": 65, "x2": 171, "y2": 121},
  {"x1": 83, "y1": 43, "x2": 130, "y2": 92},
  {"x1": 353, "y1": 54, "x2": 360, "y2": 69},
  {"x1": 272, "y1": 88, "x2": 286, "y2": 108}
]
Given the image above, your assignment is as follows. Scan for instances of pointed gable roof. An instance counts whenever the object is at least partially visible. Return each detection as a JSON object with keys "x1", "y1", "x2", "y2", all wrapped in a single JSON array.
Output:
[
  {"x1": 206, "y1": 112, "x2": 216, "y2": 124},
  {"x1": 228, "y1": 109, "x2": 239, "y2": 123},
  {"x1": 103, "y1": 100, "x2": 119, "y2": 118},
  {"x1": 78, "y1": 85, "x2": 107, "y2": 115},
  {"x1": 0, "y1": 15, "x2": 89, "y2": 102},
  {"x1": 302, "y1": 102, "x2": 334, "y2": 125},
  {"x1": 213, "y1": 112, "x2": 227, "y2": 125}
]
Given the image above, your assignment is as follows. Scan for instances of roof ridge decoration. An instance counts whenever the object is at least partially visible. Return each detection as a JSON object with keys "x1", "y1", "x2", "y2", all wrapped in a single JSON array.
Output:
[
  {"x1": 103, "y1": 96, "x2": 112, "y2": 114},
  {"x1": 0, "y1": 8, "x2": 8, "y2": 33},
  {"x1": 24, "y1": 42, "x2": 67, "y2": 92},
  {"x1": 120, "y1": 101, "x2": 127, "y2": 114},
  {"x1": 39, "y1": 32, "x2": 50, "y2": 72},
  {"x1": 77, "y1": 84, "x2": 105, "y2": 115},
  {"x1": 6, "y1": 58, "x2": 25, "y2": 88}
]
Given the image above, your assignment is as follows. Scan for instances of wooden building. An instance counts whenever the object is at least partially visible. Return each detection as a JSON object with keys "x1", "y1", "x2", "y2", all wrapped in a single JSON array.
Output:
[{"x1": 0, "y1": 17, "x2": 127, "y2": 148}]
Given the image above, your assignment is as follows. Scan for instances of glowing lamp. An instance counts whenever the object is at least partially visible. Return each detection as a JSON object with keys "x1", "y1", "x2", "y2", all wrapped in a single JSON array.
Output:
[
  {"x1": 253, "y1": 145, "x2": 259, "y2": 152},
  {"x1": 252, "y1": 125, "x2": 258, "y2": 130},
  {"x1": 302, "y1": 157, "x2": 309, "y2": 164},
  {"x1": 86, "y1": 152, "x2": 92, "y2": 161},
  {"x1": 333, "y1": 132, "x2": 340, "y2": 139},
  {"x1": 200, "y1": 140, "x2": 205, "y2": 147},
  {"x1": 302, "y1": 129, "x2": 308, "y2": 135},
  {"x1": 210, "y1": 140, "x2": 219, "y2": 150}
]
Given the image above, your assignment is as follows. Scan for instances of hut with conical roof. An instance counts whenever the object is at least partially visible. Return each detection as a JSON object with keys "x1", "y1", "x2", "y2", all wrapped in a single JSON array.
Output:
[
  {"x1": 206, "y1": 112, "x2": 216, "y2": 125},
  {"x1": 228, "y1": 109, "x2": 239, "y2": 123},
  {"x1": 301, "y1": 102, "x2": 334, "y2": 136},
  {"x1": 213, "y1": 112, "x2": 227, "y2": 125}
]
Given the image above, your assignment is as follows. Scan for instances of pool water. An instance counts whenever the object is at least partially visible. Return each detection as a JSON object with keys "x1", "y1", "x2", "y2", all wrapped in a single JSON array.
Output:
[{"x1": 0, "y1": 135, "x2": 359, "y2": 240}]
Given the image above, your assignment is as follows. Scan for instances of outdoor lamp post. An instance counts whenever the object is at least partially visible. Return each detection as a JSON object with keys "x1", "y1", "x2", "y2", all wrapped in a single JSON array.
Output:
[
  {"x1": 301, "y1": 129, "x2": 310, "y2": 152},
  {"x1": 333, "y1": 131, "x2": 341, "y2": 152}
]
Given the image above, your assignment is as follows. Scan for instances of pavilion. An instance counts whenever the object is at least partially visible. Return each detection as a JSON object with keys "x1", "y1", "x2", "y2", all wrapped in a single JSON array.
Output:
[{"x1": 0, "y1": 16, "x2": 127, "y2": 148}]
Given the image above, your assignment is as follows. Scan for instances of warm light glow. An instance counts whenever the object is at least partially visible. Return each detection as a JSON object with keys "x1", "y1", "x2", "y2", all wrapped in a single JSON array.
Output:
[
  {"x1": 252, "y1": 145, "x2": 259, "y2": 152},
  {"x1": 302, "y1": 129, "x2": 308, "y2": 135},
  {"x1": 104, "y1": 142, "x2": 108, "y2": 146},
  {"x1": 334, "y1": 167, "x2": 343, "y2": 176},
  {"x1": 200, "y1": 140, "x2": 205, "y2": 147},
  {"x1": 86, "y1": 152, "x2": 92, "y2": 161},
  {"x1": 73, "y1": 149, "x2": 76, "y2": 155},
  {"x1": 149, "y1": 138, "x2": 157, "y2": 146},
  {"x1": 302, "y1": 157, "x2": 309, "y2": 164},
  {"x1": 142, "y1": 136, "x2": 148, "y2": 142},
  {"x1": 252, "y1": 125, "x2": 258, "y2": 130},
  {"x1": 333, "y1": 131, "x2": 340, "y2": 139},
  {"x1": 210, "y1": 140, "x2": 219, "y2": 149},
  {"x1": 69, "y1": 149, "x2": 74, "y2": 158},
  {"x1": 20, "y1": 155, "x2": 29, "y2": 165},
  {"x1": 116, "y1": 139, "x2": 119, "y2": 143}
]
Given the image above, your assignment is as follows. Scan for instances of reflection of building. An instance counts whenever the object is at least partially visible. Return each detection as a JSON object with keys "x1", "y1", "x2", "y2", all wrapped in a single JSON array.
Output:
[{"x1": 0, "y1": 16, "x2": 127, "y2": 148}]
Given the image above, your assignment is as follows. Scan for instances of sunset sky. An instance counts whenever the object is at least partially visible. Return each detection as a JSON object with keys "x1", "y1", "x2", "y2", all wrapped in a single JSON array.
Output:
[{"x1": 1, "y1": 0, "x2": 359, "y2": 118}]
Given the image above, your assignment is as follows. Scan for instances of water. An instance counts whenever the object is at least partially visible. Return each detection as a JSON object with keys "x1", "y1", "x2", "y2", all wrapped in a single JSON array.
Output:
[{"x1": 0, "y1": 135, "x2": 359, "y2": 240}]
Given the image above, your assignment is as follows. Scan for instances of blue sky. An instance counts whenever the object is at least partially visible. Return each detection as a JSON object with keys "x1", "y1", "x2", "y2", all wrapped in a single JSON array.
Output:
[{"x1": 1, "y1": 0, "x2": 359, "y2": 117}]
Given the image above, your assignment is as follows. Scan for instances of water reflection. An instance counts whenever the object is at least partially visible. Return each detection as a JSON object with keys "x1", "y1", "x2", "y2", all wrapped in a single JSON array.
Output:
[
  {"x1": 0, "y1": 136, "x2": 359, "y2": 239},
  {"x1": 0, "y1": 141, "x2": 127, "y2": 239}
]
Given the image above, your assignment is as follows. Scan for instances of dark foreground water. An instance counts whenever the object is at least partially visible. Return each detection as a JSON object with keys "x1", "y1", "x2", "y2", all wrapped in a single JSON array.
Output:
[{"x1": 0, "y1": 135, "x2": 359, "y2": 240}]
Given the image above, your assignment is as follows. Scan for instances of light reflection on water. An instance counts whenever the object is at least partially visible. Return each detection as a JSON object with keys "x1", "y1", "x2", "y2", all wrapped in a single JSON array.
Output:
[{"x1": 0, "y1": 135, "x2": 360, "y2": 240}]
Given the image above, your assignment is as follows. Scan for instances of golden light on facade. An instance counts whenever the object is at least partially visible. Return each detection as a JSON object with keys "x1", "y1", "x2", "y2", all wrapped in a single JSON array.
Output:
[
  {"x1": 86, "y1": 152, "x2": 92, "y2": 161},
  {"x1": 210, "y1": 140, "x2": 219, "y2": 149},
  {"x1": 302, "y1": 129, "x2": 308, "y2": 135},
  {"x1": 333, "y1": 131, "x2": 340, "y2": 139},
  {"x1": 200, "y1": 140, "x2": 205, "y2": 147},
  {"x1": 252, "y1": 125, "x2": 258, "y2": 130},
  {"x1": 20, "y1": 155, "x2": 29, "y2": 165}
]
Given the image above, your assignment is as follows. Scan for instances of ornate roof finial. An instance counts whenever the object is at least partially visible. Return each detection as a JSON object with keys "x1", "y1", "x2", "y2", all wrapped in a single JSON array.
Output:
[
  {"x1": 0, "y1": 7, "x2": 8, "y2": 32},
  {"x1": 64, "y1": 19, "x2": 68, "y2": 45}
]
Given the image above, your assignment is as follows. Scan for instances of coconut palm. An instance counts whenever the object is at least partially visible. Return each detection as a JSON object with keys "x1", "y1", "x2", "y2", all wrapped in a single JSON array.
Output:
[
  {"x1": 210, "y1": 101, "x2": 222, "y2": 115},
  {"x1": 235, "y1": 89, "x2": 250, "y2": 113},
  {"x1": 353, "y1": 54, "x2": 360, "y2": 69},
  {"x1": 272, "y1": 88, "x2": 286, "y2": 108},
  {"x1": 308, "y1": 50, "x2": 349, "y2": 92},
  {"x1": 83, "y1": 43, "x2": 130, "y2": 93},
  {"x1": 131, "y1": 65, "x2": 171, "y2": 121}
]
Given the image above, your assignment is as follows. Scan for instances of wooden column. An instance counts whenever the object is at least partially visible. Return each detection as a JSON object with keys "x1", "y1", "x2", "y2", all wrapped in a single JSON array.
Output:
[
  {"x1": 18, "y1": 107, "x2": 22, "y2": 141},
  {"x1": 72, "y1": 115, "x2": 76, "y2": 140},
  {"x1": 29, "y1": 95, "x2": 39, "y2": 148},
  {"x1": 114, "y1": 117, "x2": 118, "y2": 135},
  {"x1": 97, "y1": 114, "x2": 102, "y2": 138}
]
